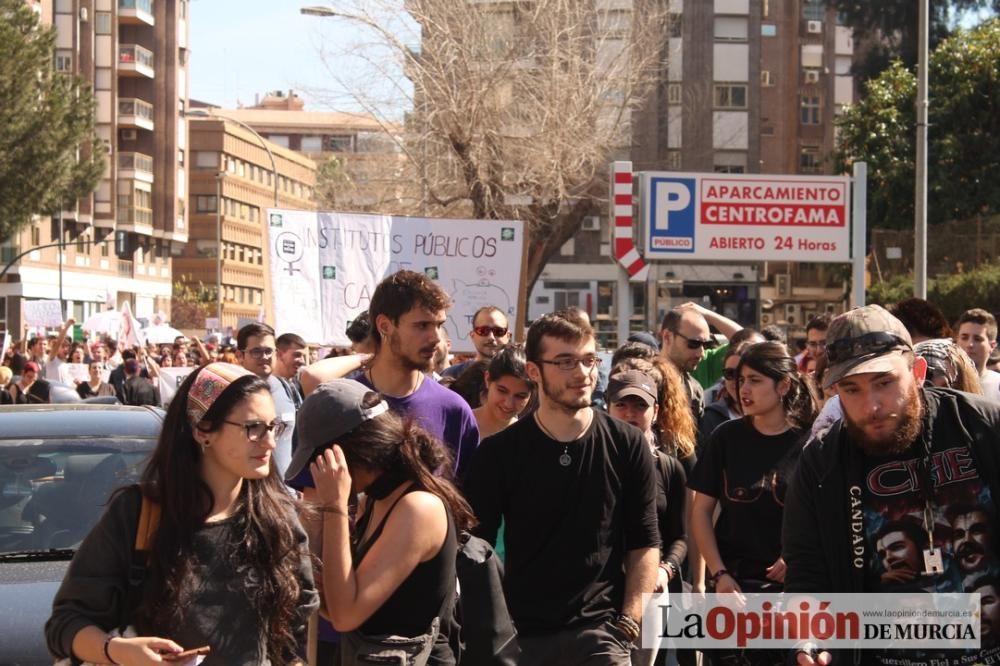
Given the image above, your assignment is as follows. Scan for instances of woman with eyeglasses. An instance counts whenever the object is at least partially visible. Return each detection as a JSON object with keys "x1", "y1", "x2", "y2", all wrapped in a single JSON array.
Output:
[
  {"x1": 699, "y1": 341, "x2": 755, "y2": 443},
  {"x1": 688, "y1": 342, "x2": 818, "y2": 601},
  {"x1": 47, "y1": 363, "x2": 319, "y2": 665}
]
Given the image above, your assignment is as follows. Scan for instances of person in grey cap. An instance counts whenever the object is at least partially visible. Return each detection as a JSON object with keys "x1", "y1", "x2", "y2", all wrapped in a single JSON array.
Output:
[
  {"x1": 785, "y1": 305, "x2": 1000, "y2": 666},
  {"x1": 286, "y1": 379, "x2": 475, "y2": 666}
]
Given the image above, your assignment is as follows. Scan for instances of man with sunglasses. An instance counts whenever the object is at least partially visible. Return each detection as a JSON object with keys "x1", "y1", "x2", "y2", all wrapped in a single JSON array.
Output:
[
  {"x1": 467, "y1": 309, "x2": 659, "y2": 666},
  {"x1": 660, "y1": 305, "x2": 731, "y2": 428},
  {"x1": 237, "y1": 322, "x2": 298, "y2": 477},
  {"x1": 441, "y1": 305, "x2": 512, "y2": 379},
  {"x1": 785, "y1": 305, "x2": 1000, "y2": 666}
]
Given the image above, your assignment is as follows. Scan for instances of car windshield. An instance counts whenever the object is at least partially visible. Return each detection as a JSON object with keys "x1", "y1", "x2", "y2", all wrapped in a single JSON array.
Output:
[{"x1": 0, "y1": 438, "x2": 154, "y2": 555}]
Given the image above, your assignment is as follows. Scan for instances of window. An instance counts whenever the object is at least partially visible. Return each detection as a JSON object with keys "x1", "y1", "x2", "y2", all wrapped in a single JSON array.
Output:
[
  {"x1": 800, "y1": 147, "x2": 821, "y2": 173},
  {"x1": 761, "y1": 23, "x2": 776, "y2": 37},
  {"x1": 714, "y1": 164, "x2": 745, "y2": 173},
  {"x1": 237, "y1": 161, "x2": 245, "y2": 178},
  {"x1": 179, "y1": 49, "x2": 188, "y2": 66},
  {"x1": 194, "y1": 151, "x2": 219, "y2": 169},
  {"x1": 95, "y1": 12, "x2": 112, "y2": 34},
  {"x1": 669, "y1": 14, "x2": 682, "y2": 38},
  {"x1": 714, "y1": 17, "x2": 748, "y2": 42},
  {"x1": 667, "y1": 83, "x2": 681, "y2": 104},
  {"x1": 301, "y1": 136, "x2": 323, "y2": 152},
  {"x1": 180, "y1": 0, "x2": 187, "y2": 18},
  {"x1": 178, "y1": 149, "x2": 185, "y2": 166},
  {"x1": 268, "y1": 135, "x2": 290, "y2": 148},
  {"x1": 800, "y1": 96, "x2": 821, "y2": 125},
  {"x1": 55, "y1": 0, "x2": 72, "y2": 12},
  {"x1": 803, "y1": 0, "x2": 825, "y2": 21},
  {"x1": 714, "y1": 84, "x2": 747, "y2": 109},
  {"x1": 323, "y1": 136, "x2": 353, "y2": 152},
  {"x1": 666, "y1": 151, "x2": 681, "y2": 170},
  {"x1": 95, "y1": 68, "x2": 112, "y2": 90},
  {"x1": 31, "y1": 226, "x2": 40, "y2": 246},
  {"x1": 101, "y1": 241, "x2": 109, "y2": 257},
  {"x1": 196, "y1": 195, "x2": 217, "y2": 213},
  {"x1": 55, "y1": 50, "x2": 73, "y2": 72}
]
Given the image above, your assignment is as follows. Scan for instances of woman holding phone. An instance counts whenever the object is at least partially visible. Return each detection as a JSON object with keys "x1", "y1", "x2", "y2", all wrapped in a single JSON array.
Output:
[{"x1": 46, "y1": 362, "x2": 319, "y2": 665}]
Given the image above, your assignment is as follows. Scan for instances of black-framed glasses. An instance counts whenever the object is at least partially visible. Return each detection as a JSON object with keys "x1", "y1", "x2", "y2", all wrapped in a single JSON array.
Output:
[
  {"x1": 723, "y1": 368, "x2": 738, "y2": 381},
  {"x1": 672, "y1": 330, "x2": 718, "y2": 350},
  {"x1": 473, "y1": 325, "x2": 509, "y2": 338},
  {"x1": 539, "y1": 355, "x2": 602, "y2": 372},
  {"x1": 240, "y1": 346, "x2": 275, "y2": 360},
  {"x1": 825, "y1": 332, "x2": 910, "y2": 364},
  {"x1": 223, "y1": 419, "x2": 288, "y2": 441}
]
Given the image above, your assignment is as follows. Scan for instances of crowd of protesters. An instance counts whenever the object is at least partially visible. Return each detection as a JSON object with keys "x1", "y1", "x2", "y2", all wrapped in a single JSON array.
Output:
[{"x1": 7, "y1": 272, "x2": 995, "y2": 666}]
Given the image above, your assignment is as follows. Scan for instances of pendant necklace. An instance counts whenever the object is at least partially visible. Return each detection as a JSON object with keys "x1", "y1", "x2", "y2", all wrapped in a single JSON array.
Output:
[{"x1": 535, "y1": 411, "x2": 590, "y2": 467}]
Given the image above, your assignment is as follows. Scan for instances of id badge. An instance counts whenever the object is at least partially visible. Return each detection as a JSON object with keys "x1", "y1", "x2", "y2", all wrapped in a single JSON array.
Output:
[{"x1": 923, "y1": 547, "x2": 944, "y2": 574}]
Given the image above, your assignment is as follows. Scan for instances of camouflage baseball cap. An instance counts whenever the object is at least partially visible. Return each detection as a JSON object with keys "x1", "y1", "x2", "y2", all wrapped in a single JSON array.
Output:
[{"x1": 822, "y1": 305, "x2": 913, "y2": 389}]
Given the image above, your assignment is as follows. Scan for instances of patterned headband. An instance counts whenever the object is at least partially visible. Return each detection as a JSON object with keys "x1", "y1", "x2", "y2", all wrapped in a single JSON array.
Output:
[{"x1": 186, "y1": 362, "x2": 256, "y2": 429}]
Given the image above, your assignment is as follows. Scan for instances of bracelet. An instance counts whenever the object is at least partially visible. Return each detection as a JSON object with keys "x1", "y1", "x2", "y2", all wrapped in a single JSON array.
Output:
[
  {"x1": 103, "y1": 634, "x2": 119, "y2": 665},
  {"x1": 709, "y1": 568, "x2": 733, "y2": 584},
  {"x1": 659, "y1": 561, "x2": 678, "y2": 579},
  {"x1": 318, "y1": 506, "x2": 349, "y2": 518},
  {"x1": 613, "y1": 613, "x2": 641, "y2": 641}
]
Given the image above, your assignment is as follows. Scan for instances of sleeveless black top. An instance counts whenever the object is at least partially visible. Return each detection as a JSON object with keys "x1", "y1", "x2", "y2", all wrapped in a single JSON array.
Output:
[{"x1": 353, "y1": 485, "x2": 457, "y2": 653}]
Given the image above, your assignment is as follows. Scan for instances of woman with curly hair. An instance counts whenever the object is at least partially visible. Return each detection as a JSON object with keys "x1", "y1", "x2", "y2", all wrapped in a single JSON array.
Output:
[{"x1": 46, "y1": 362, "x2": 319, "y2": 665}]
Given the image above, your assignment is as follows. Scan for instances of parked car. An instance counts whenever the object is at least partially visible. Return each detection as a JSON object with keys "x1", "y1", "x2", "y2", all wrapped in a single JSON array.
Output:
[{"x1": 0, "y1": 404, "x2": 163, "y2": 665}]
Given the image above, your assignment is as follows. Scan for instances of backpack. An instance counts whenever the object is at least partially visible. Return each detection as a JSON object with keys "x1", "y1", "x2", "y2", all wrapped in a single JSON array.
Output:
[{"x1": 453, "y1": 532, "x2": 520, "y2": 666}]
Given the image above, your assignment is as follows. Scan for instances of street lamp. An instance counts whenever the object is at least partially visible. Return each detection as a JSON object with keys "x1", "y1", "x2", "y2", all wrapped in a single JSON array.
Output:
[{"x1": 184, "y1": 108, "x2": 279, "y2": 207}]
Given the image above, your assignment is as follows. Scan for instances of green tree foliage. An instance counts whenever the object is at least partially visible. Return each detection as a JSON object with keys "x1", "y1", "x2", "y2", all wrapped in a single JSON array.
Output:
[
  {"x1": 867, "y1": 264, "x2": 1000, "y2": 320},
  {"x1": 314, "y1": 156, "x2": 348, "y2": 209},
  {"x1": 0, "y1": 0, "x2": 105, "y2": 242},
  {"x1": 835, "y1": 19, "x2": 1000, "y2": 230},
  {"x1": 834, "y1": 0, "x2": 998, "y2": 80},
  {"x1": 170, "y1": 277, "x2": 215, "y2": 330}
]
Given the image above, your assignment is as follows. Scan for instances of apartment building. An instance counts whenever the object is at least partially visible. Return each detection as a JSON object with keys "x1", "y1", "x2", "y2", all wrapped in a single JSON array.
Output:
[
  {"x1": 0, "y1": 0, "x2": 189, "y2": 333},
  {"x1": 174, "y1": 117, "x2": 316, "y2": 331},
  {"x1": 198, "y1": 91, "x2": 412, "y2": 213},
  {"x1": 532, "y1": 0, "x2": 856, "y2": 344}
]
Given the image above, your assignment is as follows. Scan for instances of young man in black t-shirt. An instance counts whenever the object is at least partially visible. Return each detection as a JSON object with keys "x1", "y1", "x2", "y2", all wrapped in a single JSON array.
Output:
[{"x1": 466, "y1": 309, "x2": 660, "y2": 666}]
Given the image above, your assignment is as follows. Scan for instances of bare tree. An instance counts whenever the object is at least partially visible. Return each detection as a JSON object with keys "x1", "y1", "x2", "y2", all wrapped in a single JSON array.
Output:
[{"x1": 310, "y1": 0, "x2": 671, "y2": 292}]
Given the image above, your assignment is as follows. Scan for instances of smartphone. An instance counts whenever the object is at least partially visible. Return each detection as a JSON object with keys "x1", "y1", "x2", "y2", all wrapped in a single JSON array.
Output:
[{"x1": 163, "y1": 646, "x2": 211, "y2": 661}]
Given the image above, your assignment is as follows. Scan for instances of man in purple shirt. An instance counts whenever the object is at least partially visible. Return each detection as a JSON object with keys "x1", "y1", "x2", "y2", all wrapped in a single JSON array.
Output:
[{"x1": 357, "y1": 270, "x2": 480, "y2": 482}]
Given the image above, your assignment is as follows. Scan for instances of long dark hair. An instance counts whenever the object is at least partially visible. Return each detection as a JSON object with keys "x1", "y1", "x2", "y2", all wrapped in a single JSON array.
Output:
[
  {"x1": 736, "y1": 341, "x2": 819, "y2": 429},
  {"x1": 136, "y1": 367, "x2": 304, "y2": 663},
  {"x1": 337, "y1": 392, "x2": 477, "y2": 531}
]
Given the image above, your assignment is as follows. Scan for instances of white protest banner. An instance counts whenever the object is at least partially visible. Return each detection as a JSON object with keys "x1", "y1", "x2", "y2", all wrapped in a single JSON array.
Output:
[
  {"x1": 267, "y1": 210, "x2": 526, "y2": 352},
  {"x1": 23, "y1": 300, "x2": 64, "y2": 328},
  {"x1": 158, "y1": 367, "x2": 195, "y2": 406},
  {"x1": 58, "y1": 363, "x2": 91, "y2": 385},
  {"x1": 0, "y1": 332, "x2": 8, "y2": 366},
  {"x1": 119, "y1": 301, "x2": 146, "y2": 348}
]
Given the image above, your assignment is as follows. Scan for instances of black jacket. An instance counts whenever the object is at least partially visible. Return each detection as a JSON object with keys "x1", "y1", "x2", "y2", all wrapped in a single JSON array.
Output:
[{"x1": 783, "y1": 387, "x2": 1000, "y2": 595}]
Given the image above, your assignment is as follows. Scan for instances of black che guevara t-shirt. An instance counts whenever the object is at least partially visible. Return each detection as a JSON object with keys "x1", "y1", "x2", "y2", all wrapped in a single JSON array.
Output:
[
  {"x1": 687, "y1": 417, "x2": 805, "y2": 581},
  {"x1": 465, "y1": 409, "x2": 660, "y2": 634}
]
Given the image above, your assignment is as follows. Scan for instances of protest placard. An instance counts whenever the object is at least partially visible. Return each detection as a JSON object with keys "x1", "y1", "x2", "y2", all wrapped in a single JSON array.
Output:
[{"x1": 23, "y1": 300, "x2": 64, "y2": 328}]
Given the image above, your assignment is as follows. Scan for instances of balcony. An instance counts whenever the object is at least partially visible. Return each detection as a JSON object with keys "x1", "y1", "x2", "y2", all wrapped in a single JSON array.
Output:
[
  {"x1": 116, "y1": 206, "x2": 154, "y2": 235},
  {"x1": 118, "y1": 259, "x2": 134, "y2": 279},
  {"x1": 118, "y1": 98, "x2": 154, "y2": 131},
  {"x1": 118, "y1": 152, "x2": 154, "y2": 183},
  {"x1": 118, "y1": 44, "x2": 154, "y2": 78},
  {"x1": 119, "y1": 0, "x2": 154, "y2": 25}
]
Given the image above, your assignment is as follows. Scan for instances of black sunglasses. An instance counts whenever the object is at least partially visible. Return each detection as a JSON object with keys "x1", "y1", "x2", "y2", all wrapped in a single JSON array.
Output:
[
  {"x1": 673, "y1": 330, "x2": 718, "y2": 350},
  {"x1": 825, "y1": 332, "x2": 910, "y2": 365},
  {"x1": 723, "y1": 368, "x2": 738, "y2": 381}
]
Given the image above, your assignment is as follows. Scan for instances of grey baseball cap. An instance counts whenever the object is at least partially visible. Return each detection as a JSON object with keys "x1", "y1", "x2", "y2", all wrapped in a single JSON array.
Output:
[
  {"x1": 822, "y1": 305, "x2": 913, "y2": 389},
  {"x1": 284, "y1": 379, "x2": 389, "y2": 481},
  {"x1": 607, "y1": 369, "x2": 658, "y2": 407}
]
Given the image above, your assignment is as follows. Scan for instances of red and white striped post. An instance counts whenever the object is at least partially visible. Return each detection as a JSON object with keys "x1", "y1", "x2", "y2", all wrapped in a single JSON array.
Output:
[
  {"x1": 610, "y1": 161, "x2": 648, "y2": 281},
  {"x1": 610, "y1": 161, "x2": 648, "y2": 343}
]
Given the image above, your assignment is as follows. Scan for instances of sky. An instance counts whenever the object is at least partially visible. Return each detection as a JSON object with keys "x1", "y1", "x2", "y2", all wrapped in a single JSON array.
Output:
[{"x1": 187, "y1": 0, "x2": 407, "y2": 116}]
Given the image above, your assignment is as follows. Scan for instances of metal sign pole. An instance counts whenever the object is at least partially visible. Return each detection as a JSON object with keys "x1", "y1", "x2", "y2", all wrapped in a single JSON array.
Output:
[{"x1": 852, "y1": 161, "x2": 868, "y2": 308}]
